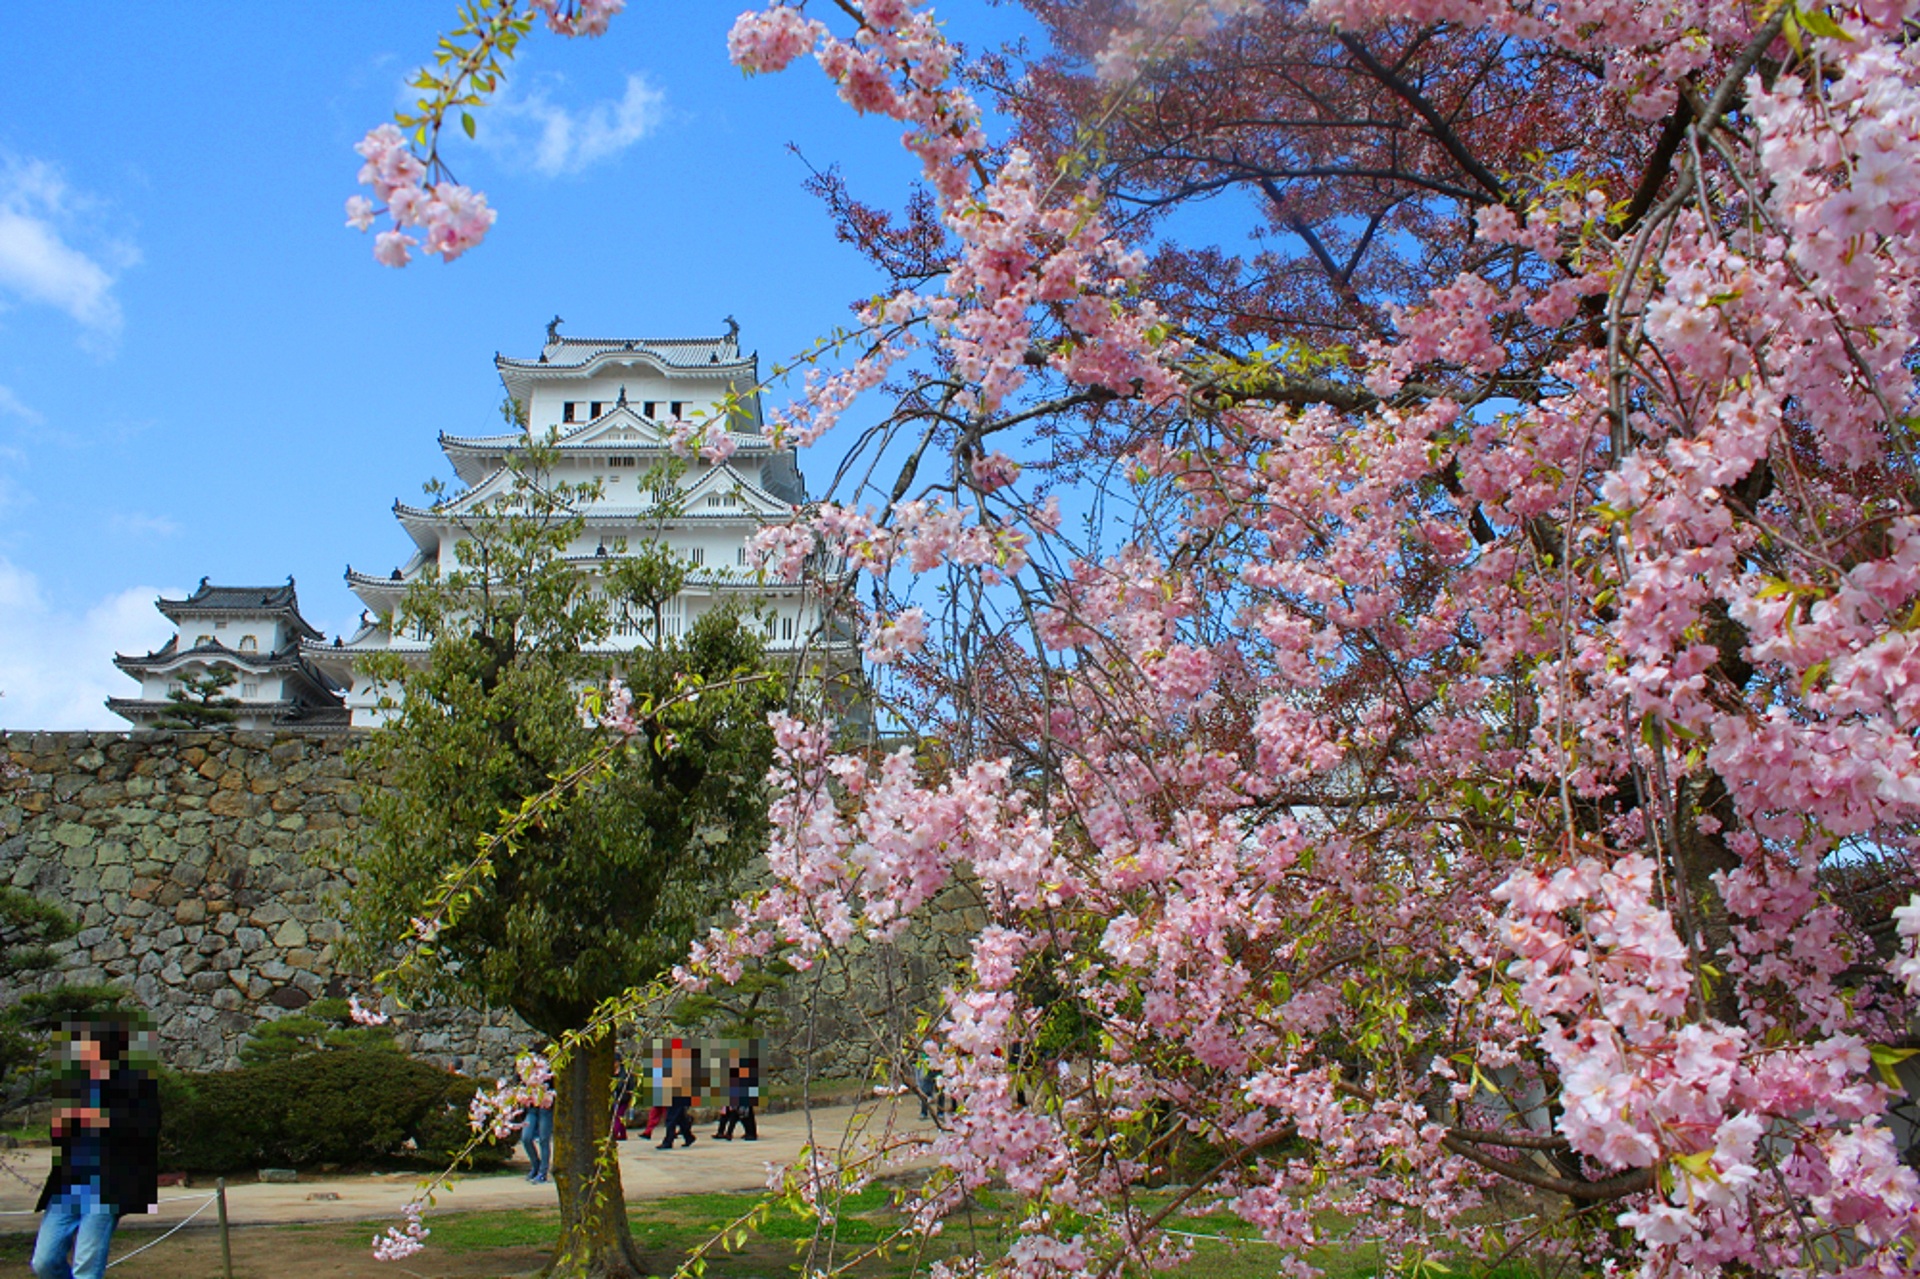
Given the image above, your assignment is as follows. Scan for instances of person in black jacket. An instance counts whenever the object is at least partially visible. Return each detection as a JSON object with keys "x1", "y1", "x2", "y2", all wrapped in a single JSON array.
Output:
[{"x1": 31, "y1": 1017, "x2": 161, "y2": 1279}]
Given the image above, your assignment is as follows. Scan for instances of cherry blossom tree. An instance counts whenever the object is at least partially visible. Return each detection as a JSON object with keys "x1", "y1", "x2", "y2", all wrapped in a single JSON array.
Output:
[{"x1": 358, "y1": 1, "x2": 1920, "y2": 1275}]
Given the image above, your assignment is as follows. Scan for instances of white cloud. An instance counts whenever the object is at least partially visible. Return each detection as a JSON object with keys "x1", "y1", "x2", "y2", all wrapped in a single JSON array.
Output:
[
  {"x1": 0, "y1": 384, "x2": 42, "y2": 424},
  {"x1": 108, "y1": 512, "x2": 180, "y2": 540},
  {"x1": 0, "y1": 157, "x2": 138, "y2": 341},
  {"x1": 479, "y1": 72, "x2": 666, "y2": 177},
  {"x1": 0, "y1": 558, "x2": 174, "y2": 730}
]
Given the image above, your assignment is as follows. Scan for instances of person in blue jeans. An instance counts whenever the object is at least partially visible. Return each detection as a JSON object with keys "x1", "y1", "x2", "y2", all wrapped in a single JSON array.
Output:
[
  {"x1": 32, "y1": 1017, "x2": 160, "y2": 1279},
  {"x1": 521, "y1": 1098, "x2": 554, "y2": 1183}
]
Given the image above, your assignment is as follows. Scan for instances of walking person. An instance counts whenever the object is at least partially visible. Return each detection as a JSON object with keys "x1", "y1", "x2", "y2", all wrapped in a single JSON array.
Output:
[
  {"x1": 31, "y1": 1017, "x2": 161, "y2": 1279},
  {"x1": 656, "y1": 1038, "x2": 697, "y2": 1150},
  {"x1": 714, "y1": 1046, "x2": 758, "y2": 1140}
]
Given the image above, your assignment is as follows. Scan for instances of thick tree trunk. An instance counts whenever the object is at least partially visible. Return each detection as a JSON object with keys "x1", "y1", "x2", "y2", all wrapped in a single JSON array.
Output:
[{"x1": 545, "y1": 1030, "x2": 644, "y2": 1279}]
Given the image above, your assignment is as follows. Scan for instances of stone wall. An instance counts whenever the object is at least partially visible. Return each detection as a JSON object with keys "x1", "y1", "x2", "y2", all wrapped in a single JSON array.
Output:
[
  {"x1": 2, "y1": 729, "x2": 967, "y2": 1090},
  {"x1": 1, "y1": 730, "x2": 530, "y2": 1076}
]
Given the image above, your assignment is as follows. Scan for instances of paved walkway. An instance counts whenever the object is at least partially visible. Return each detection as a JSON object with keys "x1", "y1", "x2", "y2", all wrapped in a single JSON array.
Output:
[{"x1": 0, "y1": 1101, "x2": 931, "y2": 1233}]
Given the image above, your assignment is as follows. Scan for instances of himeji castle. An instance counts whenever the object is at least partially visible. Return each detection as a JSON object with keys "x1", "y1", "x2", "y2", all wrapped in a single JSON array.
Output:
[{"x1": 306, "y1": 320, "x2": 821, "y2": 728}]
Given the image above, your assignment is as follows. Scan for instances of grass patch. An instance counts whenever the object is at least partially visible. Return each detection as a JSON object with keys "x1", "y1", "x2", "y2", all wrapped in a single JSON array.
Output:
[{"x1": 0, "y1": 1186, "x2": 1540, "y2": 1279}]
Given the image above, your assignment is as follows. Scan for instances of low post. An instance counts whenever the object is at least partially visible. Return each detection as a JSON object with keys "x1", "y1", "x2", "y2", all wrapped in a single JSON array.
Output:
[{"x1": 216, "y1": 1177, "x2": 233, "y2": 1279}]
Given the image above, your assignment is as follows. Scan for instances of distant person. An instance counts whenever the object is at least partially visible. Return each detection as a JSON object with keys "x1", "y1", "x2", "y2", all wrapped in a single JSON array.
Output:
[
  {"x1": 713, "y1": 1044, "x2": 758, "y2": 1141},
  {"x1": 916, "y1": 1047, "x2": 948, "y2": 1120},
  {"x1": 31, "y1": 1017, "x2": 161, "y2": 1279},
  {"x1": 517, "y1": 1053, "x2": 555, "y2": 1185},
  {"x1": 656, "y1": 1039, "x2": 697, "y2": 1150}
]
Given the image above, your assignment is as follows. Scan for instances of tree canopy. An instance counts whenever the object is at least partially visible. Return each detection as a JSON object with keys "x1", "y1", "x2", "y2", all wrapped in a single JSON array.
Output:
[{"x1": 348, "y1": 449, "x2": 778, "y2": 1277}]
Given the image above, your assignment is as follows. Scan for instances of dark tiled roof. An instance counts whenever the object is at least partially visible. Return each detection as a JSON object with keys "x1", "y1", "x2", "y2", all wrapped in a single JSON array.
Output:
[
  {"x1": 498, "y1": 335, "x2": 745, "y2": 371},
  {"x1": 156, "y1": 578, "x2": 324, "y2": 640}
]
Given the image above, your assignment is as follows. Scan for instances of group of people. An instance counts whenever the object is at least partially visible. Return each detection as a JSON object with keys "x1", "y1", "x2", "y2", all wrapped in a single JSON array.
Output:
[
  {"x1": 515, "y1": 1041, "x2": 759, "y2": 1183},
  {"x1": 612, "y1": 1045, "x2": 758, "y2": 1150}
]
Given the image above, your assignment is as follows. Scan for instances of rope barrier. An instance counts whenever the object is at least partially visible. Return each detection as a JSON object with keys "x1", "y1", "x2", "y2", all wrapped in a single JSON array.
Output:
[
  {"x1": 0, "y1": 1191, "x2": 216, "y2": 1217},
  {"x1": 104, "y1": 1193, "x2": 217, "y2": 1269}
]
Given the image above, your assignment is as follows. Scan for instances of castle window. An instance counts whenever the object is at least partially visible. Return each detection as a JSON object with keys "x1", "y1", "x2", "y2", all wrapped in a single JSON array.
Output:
[
  {"x1": 687, "y1": 547, "x2": 705, "y2": 567},
  {"x1": 590, "y1": 401, "x2": 605, "y2": 418},
  {"x1": 782, "y1": 616, "x2": 795, "y2": 641},
  {"x1": 706, "y1": 493, "x2": 740, "y2": 509},
  {"x1": 195, "y1": 634, "x2": 213, "y2": 648},
  {"x1": 609, "y1": 455, "x2": 637, "y2": 468},
  {"x1": 737, "y1": 546, "x2": 747, "y2": 566},
  {"x1": 670, "y1": 401, "x2": 685, "y2": 418},
  {"x1": 242, "y1": 681, "x2": 260, "y2": 698},
  {"x1": 239, "y1": 636, "x2": 258, "y2": 652},
  {"x1": 563, "y1": 402, "x2": 578, "y2": 423}
]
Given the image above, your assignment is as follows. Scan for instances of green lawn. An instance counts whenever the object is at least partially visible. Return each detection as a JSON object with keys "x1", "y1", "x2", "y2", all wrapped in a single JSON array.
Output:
[{"x1": 0, "y1": 1186, "x2": 1541, "y2": 1279}]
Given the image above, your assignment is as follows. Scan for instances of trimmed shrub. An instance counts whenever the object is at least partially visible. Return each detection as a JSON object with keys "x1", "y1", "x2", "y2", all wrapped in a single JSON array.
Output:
[{"x1": 161, "y1": 1049, "x2": 506, "y2": 1173}]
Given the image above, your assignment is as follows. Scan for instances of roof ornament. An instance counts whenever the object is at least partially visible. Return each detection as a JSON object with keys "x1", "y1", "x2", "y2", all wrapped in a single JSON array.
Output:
[
  {"x1": 546, "y1": 314, "x2": 565, "y2": 344},
  {"x1": 617, "y1": 385, "x2": 628, "y2": 407},
  {"x1": 595, "y1": 540, "x2": 608, "y2": 557},
  {"x1": 723, "y1": 315, "x2": 739, "y2": 352}
]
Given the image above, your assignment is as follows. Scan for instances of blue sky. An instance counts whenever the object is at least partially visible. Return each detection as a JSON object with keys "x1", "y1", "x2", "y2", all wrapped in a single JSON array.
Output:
[{"x1": 0, "y1": 3, "x2": 1036, "y2": 729}]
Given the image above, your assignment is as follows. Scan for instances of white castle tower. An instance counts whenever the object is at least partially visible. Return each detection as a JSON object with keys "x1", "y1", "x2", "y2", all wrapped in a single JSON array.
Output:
[
  {"x1": 309, "y1": 320, "x2": 821, "y2": 728},
  {"x1": 110, "y1": 579, "x2": 349, "y2": 731}
]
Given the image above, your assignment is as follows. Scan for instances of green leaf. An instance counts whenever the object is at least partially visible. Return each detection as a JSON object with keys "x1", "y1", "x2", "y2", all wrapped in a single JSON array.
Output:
[
  {"x1": 461, "y1": 111, "x2": 477, "y2": 139},
  {"x1": 1798, "y1": 7, "x2": 1852, "y2": 40},
  {"x1": 1870, "y1": 1043, "x2": 1918, "y2": 1089}
]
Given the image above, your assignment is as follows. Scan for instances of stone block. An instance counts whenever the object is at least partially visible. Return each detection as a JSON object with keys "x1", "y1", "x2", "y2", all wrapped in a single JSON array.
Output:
[
  {"x1": 235, "y1": 926, "x2": 267, "y2": 954},
  {"x1": 206, "y1": 790, "x2": 253, "y2": 818},
  {"x1": 51, "y1": 822, "x2": 95, "y2": 849},
  {"x1": 210, "y1": 987, "x2": 244, "y2": 1012},
  {"x1": 270, "y1": 919, "x2": 307, "y2": 949},
  {"x1": 174, "y1": 898, "x2": 207, "y2": 926}
]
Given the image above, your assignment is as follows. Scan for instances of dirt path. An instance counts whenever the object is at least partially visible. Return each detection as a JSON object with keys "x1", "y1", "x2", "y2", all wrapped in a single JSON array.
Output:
[{"x1": 0, "y1": 1099, "x2": 933, "y2": 1278}]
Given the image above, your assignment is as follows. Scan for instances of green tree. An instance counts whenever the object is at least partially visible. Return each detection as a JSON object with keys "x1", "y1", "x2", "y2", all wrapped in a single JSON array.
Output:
[
  {"x1": 152, "y1": 667, "x2": 242, "y2": 730},
  {"x1": 347, "y1": 449, "x2": 778, "y2": 1279},
  {"x1": 237, "y1": 997, "x2": 401, "y2": 1066},
  {"x1": 0, "y1": 888, "x2": 133, "y2": 1124}
]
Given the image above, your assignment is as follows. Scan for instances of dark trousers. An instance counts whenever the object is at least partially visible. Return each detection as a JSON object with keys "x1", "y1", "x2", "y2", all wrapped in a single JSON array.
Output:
[
  {"x1": 657, "y1": 1098, "x2": 694, "y2": 1148},
  {"x1": 715, "y1": 1102, "x2": 756, "y2": 1140}
]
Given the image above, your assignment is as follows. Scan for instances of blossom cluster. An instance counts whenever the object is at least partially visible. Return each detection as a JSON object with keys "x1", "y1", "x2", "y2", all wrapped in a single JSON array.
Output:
[
  {"x1": 345, "y1": 124, "x2": 496, "y2": 267},
  {"x1": 371, "y1": 1200, "x2": 429, "y2": 1261},
  {"x1": 466, "y1": 1050, "x2": 555, "y2": 1141}
]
